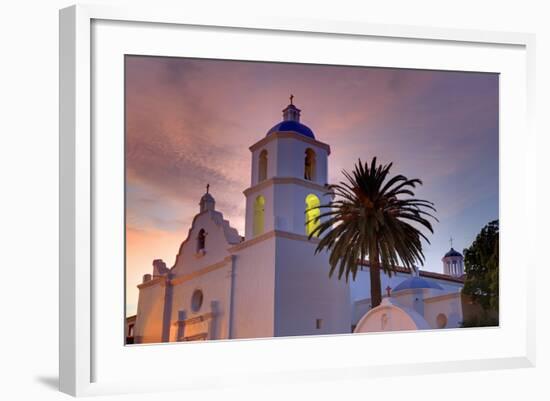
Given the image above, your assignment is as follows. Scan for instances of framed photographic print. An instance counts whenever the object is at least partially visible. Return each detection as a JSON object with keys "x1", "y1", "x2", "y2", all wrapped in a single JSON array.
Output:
[{"x1": 59, "y1": 4, "x2": 536, "y2": 397}]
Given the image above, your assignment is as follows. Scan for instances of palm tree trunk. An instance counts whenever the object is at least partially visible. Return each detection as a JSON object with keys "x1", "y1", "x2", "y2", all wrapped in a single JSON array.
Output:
[{"x1": 369, "y1": 249, "x2": 382, "y2": 308}]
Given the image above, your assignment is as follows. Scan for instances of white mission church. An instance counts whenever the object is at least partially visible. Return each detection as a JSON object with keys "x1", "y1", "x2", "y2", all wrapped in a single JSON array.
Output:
[{"x1": 132, "y1": 99, "x2": 466, "y2": 344}]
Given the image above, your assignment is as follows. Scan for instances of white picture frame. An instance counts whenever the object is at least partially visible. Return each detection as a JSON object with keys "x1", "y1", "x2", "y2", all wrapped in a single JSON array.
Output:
[{"x1": 59, "y1": 4, "x2": 536, "y2": 397}]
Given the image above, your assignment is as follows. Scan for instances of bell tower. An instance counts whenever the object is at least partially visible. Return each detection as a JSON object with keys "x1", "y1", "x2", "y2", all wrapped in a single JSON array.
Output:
[
  {"x1": 232, "y1": 97, "x2": 351, "y2": 338},
  {"x1": 243, "y1": 97, "x2": 331, "y2": 240},
  {"x1": 442, "y1": 238, "x2": 464, "y2": 277}
]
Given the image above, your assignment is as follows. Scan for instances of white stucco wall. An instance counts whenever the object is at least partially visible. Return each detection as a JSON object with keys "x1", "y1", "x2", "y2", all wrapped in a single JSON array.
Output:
[
  {"x1": 134, "y1": 280, "x2": 166, "y2": 344},
  {"x1": 168, "y1": 262, "x2": 232, "y2": 341},
  {"x1": 250, "y1": 132, "x2": 329, "y2": 186},
  {"x1": 171, "y1": 210, "x2": 238, "y2": 276},
  {"x1": 391, "y1": 289, "x2": 426, "y2": 316},
  {"x1": 245, "y1": 183, "x2": 276, "y2": 239},
  {"x1": 275, "y1": 136, "x2": 329, "y2": 185},
  {"x1": 246, "y1": 132, "x2": 330, "y2": 240},
  {"x1": 250, "y1": 138, "x2": 279, "y2": 186},
  {"x1": 245, "y1": 180, "x2": 329, "y2": 239},
  {"x1": 230, "y1": 236, "x2": 277, "y2": 339},
  {"x1": 424, "y1": 292, "x2": 463, "y2": 329},
  {"x1": 354, "y1": 300, "x2": 430, "y2": 333},
  {"x1": 274, "y1": 182, "x2": 329, "y2": 235},
  {"x1": 274, "y1": 235, "x2": 351, "y2": 337}
]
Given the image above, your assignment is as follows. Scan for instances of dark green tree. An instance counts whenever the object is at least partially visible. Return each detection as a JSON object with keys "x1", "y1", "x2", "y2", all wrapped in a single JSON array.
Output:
[
  {"x1": 308, "y1": 158, "x2": 437, "y2": 308},
  {"x1": 462, "y1": 220, "x2": 499, "y2": 312}
]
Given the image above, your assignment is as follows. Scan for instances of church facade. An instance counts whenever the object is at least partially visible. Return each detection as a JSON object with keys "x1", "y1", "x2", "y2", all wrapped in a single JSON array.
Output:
[{"x1": 132, "y1": 100, "x2": 466, "y2": 344}]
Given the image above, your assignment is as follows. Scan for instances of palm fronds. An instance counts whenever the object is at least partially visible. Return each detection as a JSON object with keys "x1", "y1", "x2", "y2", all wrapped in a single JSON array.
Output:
[{"x1": 307, "y1": 157, "x2": 437, "y2": 307}]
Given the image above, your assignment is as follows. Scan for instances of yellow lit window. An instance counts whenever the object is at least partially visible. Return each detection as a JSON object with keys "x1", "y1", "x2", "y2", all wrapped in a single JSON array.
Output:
[
  {"x1": 254, "y1": 195, "x2": 265, "y2": 236},
  {"x1": 305, "y1": 194, "x2": 320, "y2": 236}
]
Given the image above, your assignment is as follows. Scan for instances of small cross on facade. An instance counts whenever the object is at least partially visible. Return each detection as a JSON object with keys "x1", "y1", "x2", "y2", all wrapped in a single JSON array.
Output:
[{"x1": 385, "y1": 285, "x2": 392, "y2": 297}]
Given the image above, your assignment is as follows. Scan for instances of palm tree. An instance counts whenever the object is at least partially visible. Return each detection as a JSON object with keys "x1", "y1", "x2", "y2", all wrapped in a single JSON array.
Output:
[{"x1": 307, "y1": 157, "x2": 437, "y2": 308}]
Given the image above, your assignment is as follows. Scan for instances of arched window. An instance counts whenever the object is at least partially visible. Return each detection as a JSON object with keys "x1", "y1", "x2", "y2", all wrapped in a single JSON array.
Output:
[
  {"x1": 197, "y1": 229, "x2": 206, "y2": 251},
  {"x1": 259, "y1": 150, "x2": 268, "y2": 182},
  {"x1": 304, "y1": 148, "x2": 316, "y2": 181},
  {"x1": 436, "y1": 313, "x2": 448, "y2": 328},
  {"x1": 253, "y1": 195, "x2": 265, "y2": 236},
  {"x1": 191, "y1": 289, "x2": 204, "y2": 312},
  {"x1": 381, "y1": 313, "x2": 389, "y2": 330},
  {"x1": 305, "y1": 194, "x2": 321, "y2": 236}
]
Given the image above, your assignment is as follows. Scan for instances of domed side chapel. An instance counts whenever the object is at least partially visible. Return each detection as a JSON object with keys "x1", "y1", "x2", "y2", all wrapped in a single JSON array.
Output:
[{"x1": 132, "y1": 98, "x2": 466, "y2": 344}]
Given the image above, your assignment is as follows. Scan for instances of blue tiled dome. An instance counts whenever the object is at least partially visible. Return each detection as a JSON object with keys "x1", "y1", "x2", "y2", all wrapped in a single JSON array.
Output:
[
  {"x1": 444, "y1": 248, "x2": 463, "y2": 258},
  {"x1": 267, "y1": 98, "x2": 316, "y2": 139},
  {"x1": 393, "y1": 277, "x2": 443, "y2": 293},
  {"x1": 266, "y1": 120, "x2": 315, "y2": 139}
]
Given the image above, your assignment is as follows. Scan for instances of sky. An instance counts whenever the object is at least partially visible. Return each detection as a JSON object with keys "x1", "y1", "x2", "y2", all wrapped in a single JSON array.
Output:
[{"x1": 125, "y1": 56, "x2": 499, "y2": 316}]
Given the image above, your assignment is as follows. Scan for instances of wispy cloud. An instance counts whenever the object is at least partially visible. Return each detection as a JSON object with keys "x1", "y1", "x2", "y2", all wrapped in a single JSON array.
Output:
[{"x1": 125, "y1": 56, "x2": 499, "y2": 316}]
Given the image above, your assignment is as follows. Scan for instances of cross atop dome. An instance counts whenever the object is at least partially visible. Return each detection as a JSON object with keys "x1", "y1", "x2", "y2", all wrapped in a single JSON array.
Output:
[
  {"x1": 442, "y1": 239, "x2": 464, "y2": 277},
  {"x1": 265, "y1": 95, "x2": 316, "y2": 139}
]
